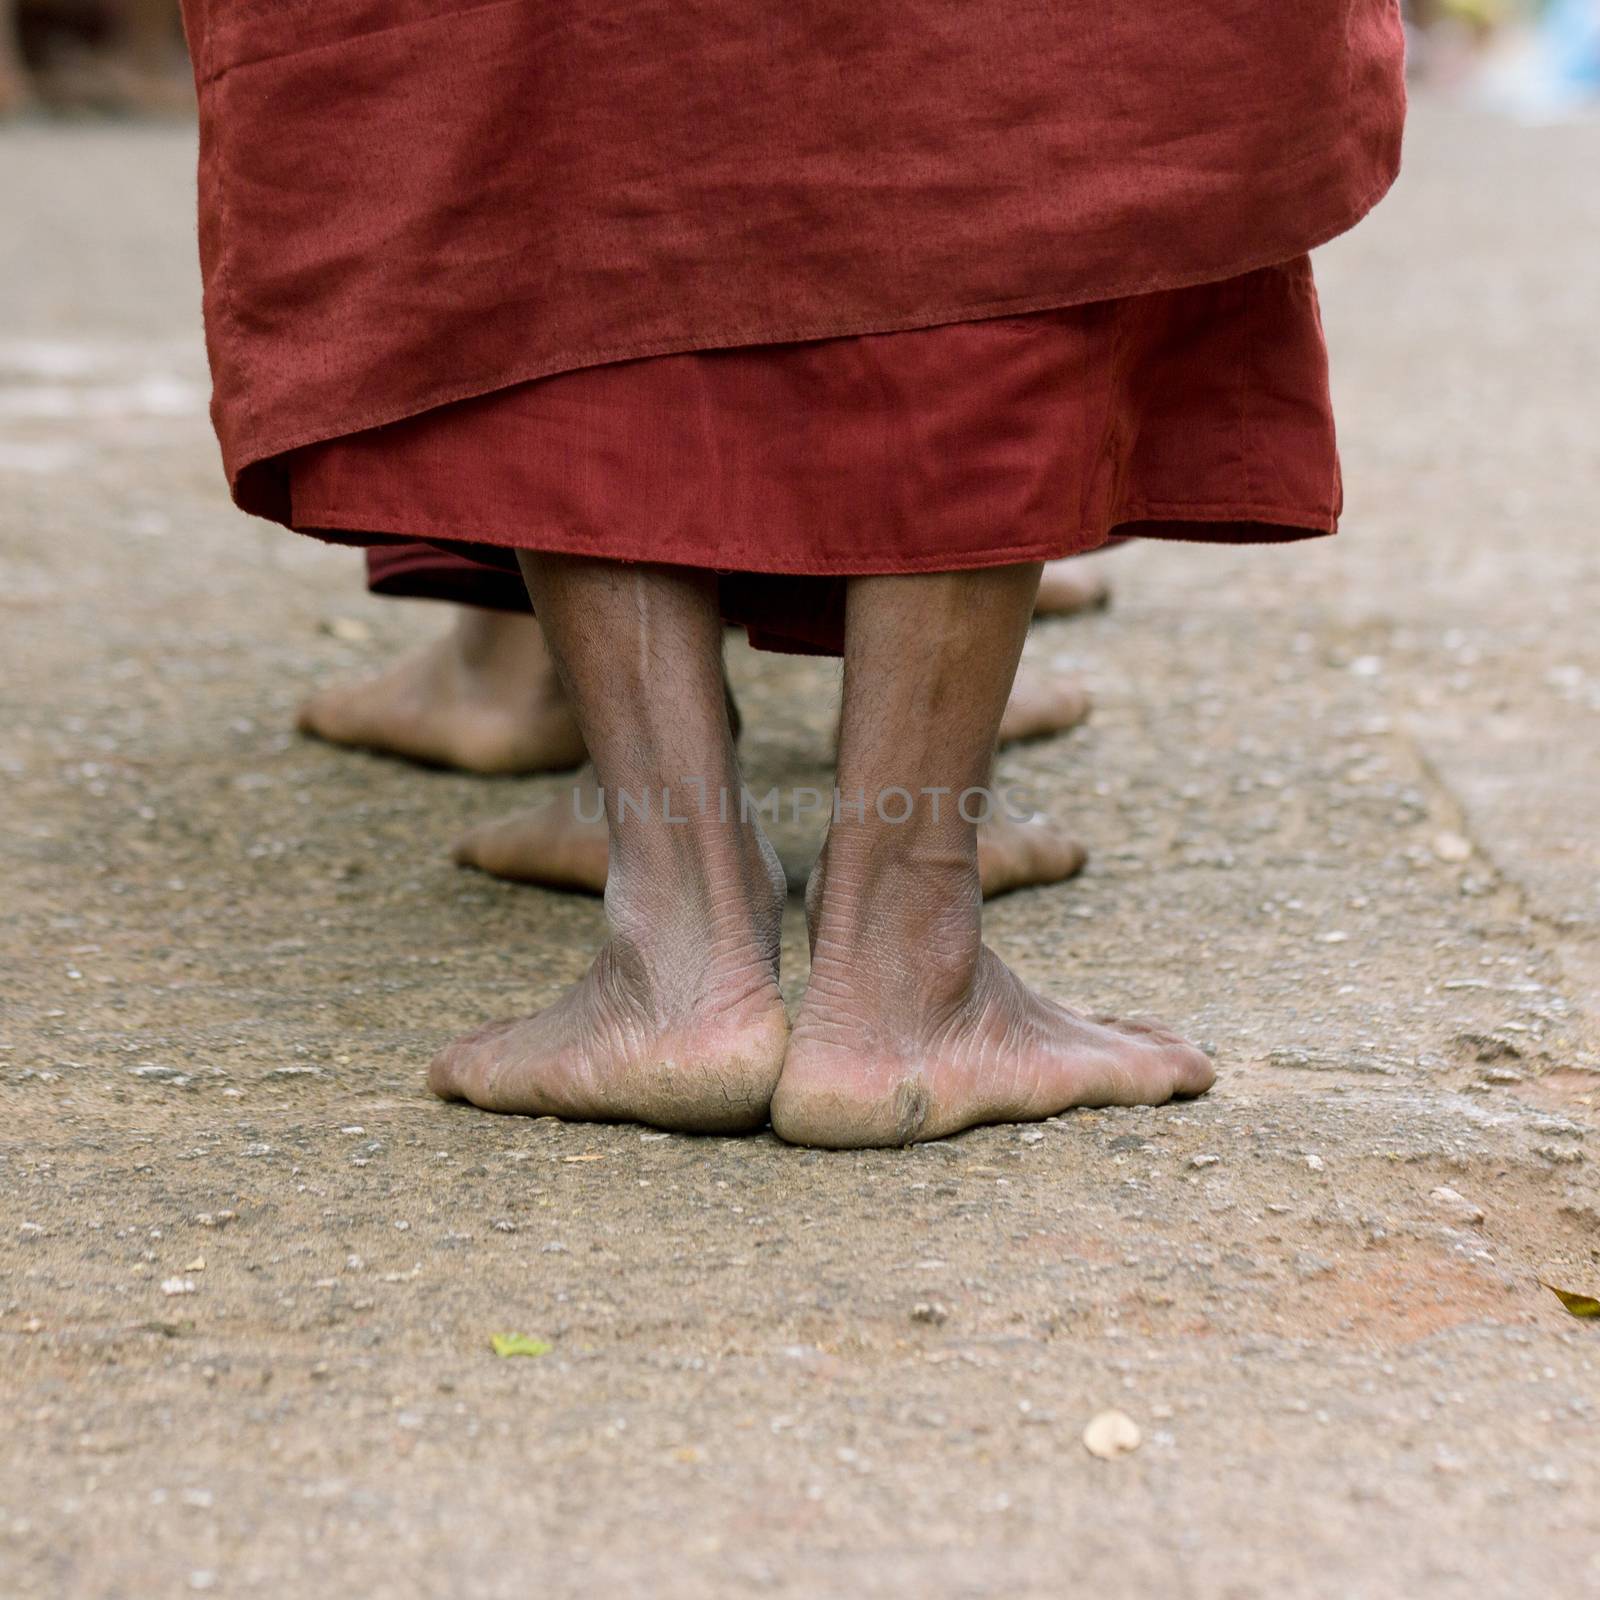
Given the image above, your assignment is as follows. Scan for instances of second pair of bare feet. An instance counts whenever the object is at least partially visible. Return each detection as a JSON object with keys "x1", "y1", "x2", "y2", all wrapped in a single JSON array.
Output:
[{"x1": 297, "y1": 560, "x2": 1110, "y2": 901}]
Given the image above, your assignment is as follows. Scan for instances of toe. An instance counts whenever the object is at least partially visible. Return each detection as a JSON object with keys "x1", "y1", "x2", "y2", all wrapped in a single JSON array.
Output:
[
  {"x1": 427, "y1": 1042, "x2": 466, "y2": 1101},
  {"x1": 451, "y1": 823, "x2": 491, "y2": 869},
  {"x1": 1055, "y1": 684, "x2": 1093, "y2": 725},
  {"x1": 978, "y1": 817, "x2": 1088, "y2": 898},
  {"x1": 299, "y1": 682, "x2": 394, "y2": 751},
  {"x1": 998, "y1": 675, "x2": 1092, "y2": 744},
  {"x1": 427, "y1": 1018, "x2": 517, "y2": 1105},
  {"x1": 1173, "y1": 1043, "x2": 1218, "y2": 1097},
  {"x1": 451, "y1": 819, "x2": 536, "y2": 881},
  {"x1": 1045, "y1": 835, "x2": 1089, "y2": 880},
  {"x1": 295, "y1": 688, "x2": 341, "y2": 740},
  {"x1": 452, "y1": 811, "x2": 609, "y2": 893}
]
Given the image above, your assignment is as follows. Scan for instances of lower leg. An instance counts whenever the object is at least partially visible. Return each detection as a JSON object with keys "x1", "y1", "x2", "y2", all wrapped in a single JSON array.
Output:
[
  {"x1": 298, "y1": 608, "x2": 586, "y2": 774},
  {"x1": 771, "y1": 563, "x2": 1212, "y2": 1148},
  {"x1": 429, "y1": 557, "x2": 788, "y2": 1132}
]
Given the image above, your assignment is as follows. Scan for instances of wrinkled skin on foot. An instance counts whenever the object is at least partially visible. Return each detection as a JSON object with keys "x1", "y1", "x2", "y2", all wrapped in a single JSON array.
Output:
[
  {"x1": 430, "y1": 967, "x2": 790, "y2": 1134},
  {"x1": 773, "y1": 950, "x2": 1214, "y2": 1148},
  {"x1": 430, "y1": 840, "x2": 791, "y2": 1134},
  {"x1": 768, "y1": 860, "x2": 1214, "y2": 1148},
  {"x1": 299, "y1": 621, "x2": 585, "y2": 775}
]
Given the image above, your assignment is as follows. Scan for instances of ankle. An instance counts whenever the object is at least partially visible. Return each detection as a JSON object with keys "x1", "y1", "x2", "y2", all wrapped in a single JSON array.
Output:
[
  {"x1": 805, "y1": 824, "x2": 983, "y2": 998},
  {"x1": 606, "y1": 821, "x2": 784, "y2": 961}
]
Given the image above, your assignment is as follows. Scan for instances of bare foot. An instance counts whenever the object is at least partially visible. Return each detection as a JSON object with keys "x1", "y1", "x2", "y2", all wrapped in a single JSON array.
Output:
[
  {"x1": 430, "y1": 837, "x2": 790, "y2": 1133},
  {"x1": 770, "y1": 853, "x2": 1213, "y2": 1147},
  {"x1": 997, "y1": 660, "x2": 1092, "y2": 745},
  {"x1": 453, "y1": 767, "x2": 610, "y2": 893},
  {"x1": 1033, "y1": 560, "x2": 1112, "y2": 618},
  {"x1": 299, "y1": 611, "x2": 585, "y2": 775},
  {"x1": 978, "y1": 813, "x2": 1086, "y2": 898},
  {"x1": 453, "y1": 774, "x2": 1085, "y2": 900}
]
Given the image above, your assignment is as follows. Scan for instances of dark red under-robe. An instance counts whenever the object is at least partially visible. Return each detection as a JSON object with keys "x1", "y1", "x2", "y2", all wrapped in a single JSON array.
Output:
[{"x1": 179, "y1": 0, "x2": 1406, "y2": 531}]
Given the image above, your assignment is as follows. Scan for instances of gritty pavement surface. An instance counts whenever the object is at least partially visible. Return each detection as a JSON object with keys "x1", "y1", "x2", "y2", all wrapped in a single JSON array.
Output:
[{"x1": 2, "y1": 105, "x2": 1599, "y2": 1599}]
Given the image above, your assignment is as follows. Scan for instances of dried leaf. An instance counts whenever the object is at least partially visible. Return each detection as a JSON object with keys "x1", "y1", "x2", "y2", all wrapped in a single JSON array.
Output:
[
  {"x1": 1540, "y1": 1281, "x2": 1600, "y2": 1318},
  {"x1": 1082, "y1": 1409, "x2": 1141, "y2": 1458},
  {"x1": 491, "y1": 1333, "x2": 552, "y2": 1358}
]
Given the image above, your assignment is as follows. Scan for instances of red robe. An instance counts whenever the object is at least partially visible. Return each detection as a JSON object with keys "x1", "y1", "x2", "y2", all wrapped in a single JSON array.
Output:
[{"x1": 179, "y1": 0, "x2": 1405, "y2": 524}]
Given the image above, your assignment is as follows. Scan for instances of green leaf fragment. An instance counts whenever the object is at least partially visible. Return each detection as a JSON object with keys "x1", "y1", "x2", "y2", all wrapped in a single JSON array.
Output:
[
  {"x1": 1540, "y1": 1282, "x2": 1600, "y2": 1318},
  {"x1": 491, "y1": 1333, "x2": 553, "y2": 1357}
]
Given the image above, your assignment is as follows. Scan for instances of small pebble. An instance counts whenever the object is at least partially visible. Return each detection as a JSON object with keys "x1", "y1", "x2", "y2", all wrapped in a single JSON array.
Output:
[
  {"x1": 1535, "y1": 1145, "x2": 1584, "y2": 1165},
  {"x1": 1429, "y1": 1186, "x2": 1485, "y2": 1225},
  {"x1": 1082, "y1": 1409, "x2": 1141, "y2": 1459}
]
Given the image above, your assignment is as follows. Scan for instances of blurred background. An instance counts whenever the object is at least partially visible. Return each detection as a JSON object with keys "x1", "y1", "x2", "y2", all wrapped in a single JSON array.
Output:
[
  {"x1": 2, "y1": 0, "x2": 188, "y2": 117},
  {"x1": 3, "y1": 1, "x2": 1599, "y2": 120},
  {"x1": 2, "y1": 0, "x2": 1600, "y2": 117}
]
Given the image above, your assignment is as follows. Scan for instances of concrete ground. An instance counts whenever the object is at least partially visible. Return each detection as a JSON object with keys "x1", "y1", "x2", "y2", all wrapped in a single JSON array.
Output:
[{"x1": 2, "y1": 103, "x2": 1598, "y2": 1599}]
